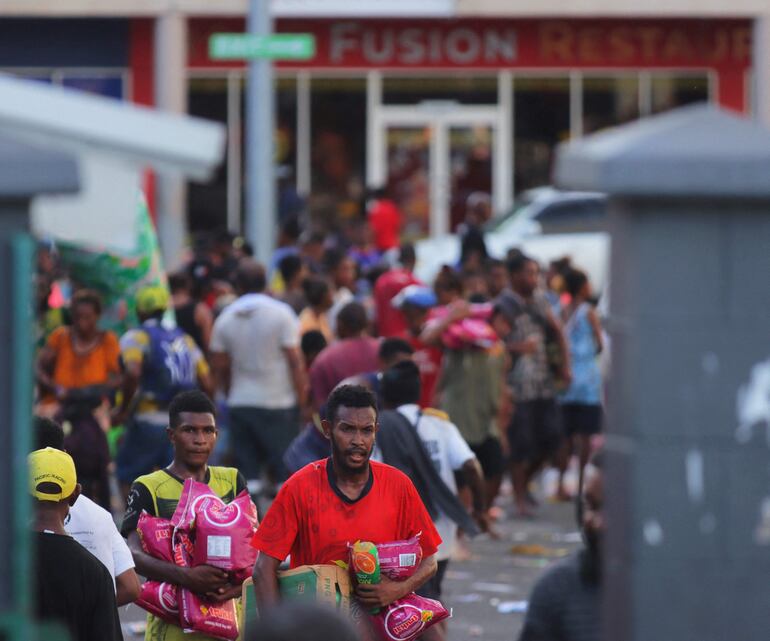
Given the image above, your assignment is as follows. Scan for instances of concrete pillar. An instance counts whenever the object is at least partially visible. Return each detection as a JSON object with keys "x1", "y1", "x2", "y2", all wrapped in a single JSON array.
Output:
[
  {"x1": 154, "y1": 12, "x2": 188, "y2": 270},
  {"x1": 754, "y1": 15, "x2": 770, "y2": 127},
  {"x1": 554, "y1": 104, "x2": 770, "y2": 641}
]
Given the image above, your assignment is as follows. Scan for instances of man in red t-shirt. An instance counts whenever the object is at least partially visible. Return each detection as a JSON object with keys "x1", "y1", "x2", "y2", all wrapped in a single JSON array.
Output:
[
  {"x1": 392, "y1": 285, "x2": 444, "y2": 409},
  {"x1": 251, "y1": 384, "x2": 441, "y2": 612},
  {"x1": 368, "y1": 188, "x2": 403, "y2": 252},
  {"x1": 373, "y1": 244, "x2": 421, "y2": 338}
]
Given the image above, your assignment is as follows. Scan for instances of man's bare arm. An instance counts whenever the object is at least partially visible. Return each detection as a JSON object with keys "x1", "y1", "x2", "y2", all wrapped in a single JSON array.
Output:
[
  {"x1": 209, "y1": 351, "x2": 232, "y2": 397},
  {"x1": 126, "y1": 531, "x2": 229, "y2": 595},
  {"x1": 283, "y1": 346, "x2": 308, "y2": 408},
  {"x1": 252, "y1": 553, "x2": 282, "y2": 614},
  {"x1": 461, "y1": 457, "x2": 490, "y2": 532},
  {"x1": 115, "y1": 568, "x2": 141, "y2": 606}
]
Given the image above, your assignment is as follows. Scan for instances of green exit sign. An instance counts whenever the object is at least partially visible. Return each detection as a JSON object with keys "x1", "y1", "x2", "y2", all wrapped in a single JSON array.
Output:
[{"x1": 209, "y1": 33, "x2": 316, "y2": 61}]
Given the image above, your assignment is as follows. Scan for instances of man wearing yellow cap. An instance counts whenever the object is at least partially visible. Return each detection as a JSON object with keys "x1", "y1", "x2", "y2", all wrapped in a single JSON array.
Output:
[
  {"x1": 113, "y1": 285, "x2": 213, "y2": 497},
  {"x1": 30, "y1": 447, "x2": 123, "y2": 641}
]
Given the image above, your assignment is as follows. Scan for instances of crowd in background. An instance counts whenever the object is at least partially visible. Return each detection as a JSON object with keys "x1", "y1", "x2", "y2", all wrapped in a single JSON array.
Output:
[{"x1": 32, "y1": 190, "x2": 605, "y2": 523}]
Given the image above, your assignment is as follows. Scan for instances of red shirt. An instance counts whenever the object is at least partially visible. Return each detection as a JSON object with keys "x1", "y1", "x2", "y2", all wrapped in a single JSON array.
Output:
[
  {"x1": 405, "y1": 333, "x2": 444, "y2": 409},
  {"x1": 373, "y1": 269, "x2": 421, "y2": 337},
  {"x1": 369, "y1": 199, "x2": 402, "y2": 252},
  {"x1": 251, "y1": 459, "x2": 441, "y2": 567},
  {"x1": 309, "y1": 337, "x2": 380, "y2": 408}
]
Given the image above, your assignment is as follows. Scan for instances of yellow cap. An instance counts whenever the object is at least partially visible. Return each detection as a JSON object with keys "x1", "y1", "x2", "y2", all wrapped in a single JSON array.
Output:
[
  {"x1": 29, "y1": 447, "x2": 77, "y2": 502},
  {"x1": 136, "y1": 285, "x2": 170, "y2": 315}
]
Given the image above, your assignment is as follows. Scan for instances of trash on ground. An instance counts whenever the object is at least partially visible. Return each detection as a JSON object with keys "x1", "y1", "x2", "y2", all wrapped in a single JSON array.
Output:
[
  {"x1": 497, "y1": 600, "x2": 529, "y2": 614},
  {"x1": 510, "y1": 544, "x2": 569, "y2": 557},
  {"x1": 453, "y1": 593, "x2": 483, "y2": 603},
  {"x1": 470, "y1": 581, "x2": 515, "y2": 594}
]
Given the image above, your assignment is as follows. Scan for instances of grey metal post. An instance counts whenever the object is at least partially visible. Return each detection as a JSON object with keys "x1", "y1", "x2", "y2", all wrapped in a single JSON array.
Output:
[
  {"x1": 754, "y1": 15, "x2": 770, "y2": 128},
  {"x1": 154, "y1": 11, "x2": 188, "y2": 270},
  {"x1": 246, "y1": 0, "x2": 276, "y2": 265},
  {"x1": 554, "y1": 104, "x2": 770, "y2": 641}
]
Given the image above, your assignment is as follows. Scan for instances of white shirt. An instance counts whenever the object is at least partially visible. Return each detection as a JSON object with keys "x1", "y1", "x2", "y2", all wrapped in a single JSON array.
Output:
[
  {"x1": 210, "y1": 293, "x2": 300, "y2": 408},
  {"x1": 64, "y1": 495, "x2": 135, "y2": 591},
  {"x1": 397, "y1": 404, "x2": 475, "y2": 561}
]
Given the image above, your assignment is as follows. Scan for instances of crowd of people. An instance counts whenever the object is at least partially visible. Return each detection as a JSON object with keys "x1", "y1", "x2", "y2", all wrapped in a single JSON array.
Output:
[{"x1": 29, "y1": 202, "x2": 607, "y2": 641}]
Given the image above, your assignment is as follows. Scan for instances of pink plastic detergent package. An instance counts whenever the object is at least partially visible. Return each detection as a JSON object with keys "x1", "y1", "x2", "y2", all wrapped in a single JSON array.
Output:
[
  {"x1": 442, "y1": 317, "x2": 498, "y2": 350},
  {"x1": 428, "y1": 303, "x2": 498, "y2": 350},
  {"x1": 137, "y1": 512, "x2": 174, "y2": 562},
  {"x1": 369, "y1": 594, "x2": 450, "y2": 641},
  {"x1": 193, "y1": 489, "x2": 258, "y2": 570},
  {"x1": 171, "y1": 478, "x2": 225, "y2": 529},
  {"x1": 172, "y1": 528, "x2": 195, "y2": 569},
  {"x1": 179, "y1": 588, "x2": 239, "y2": 641},
  {"x1": 376, "y1": 535, "x2": 423, "y2": 581},
  {"x1": 136, "y1": 581, "x2": 179, "y2": 624}
]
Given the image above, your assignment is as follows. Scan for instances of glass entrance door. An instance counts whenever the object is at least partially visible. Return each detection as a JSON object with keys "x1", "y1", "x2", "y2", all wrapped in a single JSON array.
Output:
[{"x1": 375, "y1": 106, "x2": 500, "y2": 238}]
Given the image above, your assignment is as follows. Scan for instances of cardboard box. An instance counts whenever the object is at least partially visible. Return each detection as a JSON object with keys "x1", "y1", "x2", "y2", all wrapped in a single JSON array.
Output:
[{"x1": 278, "y1": 564, "x2": 352, "y2": 612}]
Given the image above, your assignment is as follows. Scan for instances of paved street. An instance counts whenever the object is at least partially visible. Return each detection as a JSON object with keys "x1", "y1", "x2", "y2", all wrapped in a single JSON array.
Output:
[
  {"x1": 119, "y1": 476, "x2": 582, "y2": 641},
  {"x1": 443, "y1": 485, "x2": 581, "y2": 641}
]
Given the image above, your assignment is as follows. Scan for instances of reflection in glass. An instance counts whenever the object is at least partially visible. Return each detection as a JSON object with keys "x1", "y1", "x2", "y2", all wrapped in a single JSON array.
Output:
[
  {"x1": 188, "y1": 77, "x2": 228, "y2": 231},
  {"x1": 386, "y1": 127, "x2": 430, "y2": 239},
  {"x1": 449, "y1": 126, "x2": 492, "y2": 231},
  {"x1": 514, "y1": 76, "x2": 570, "y2": 194},
  {"x1": 583, "y1": 75, "x2": 639, "y2": 135},
  {"x1": 651, "y1": 74, "x2": 709, "y2": 114},
  {"x1": 309, "y1": 77, "x2": 367, "y2": 231}
]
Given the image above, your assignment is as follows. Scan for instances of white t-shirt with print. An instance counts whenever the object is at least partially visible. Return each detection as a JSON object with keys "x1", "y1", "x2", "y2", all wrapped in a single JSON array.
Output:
[
  {"x1": 397, "y1": 404, "x2": 475, "y2": 561},
  {"x1": 64, "y1": 495, "x2": 135, "y2": 591},
  {"x1": 210, "y1": 293, "x2": 300, "y2": 408}
]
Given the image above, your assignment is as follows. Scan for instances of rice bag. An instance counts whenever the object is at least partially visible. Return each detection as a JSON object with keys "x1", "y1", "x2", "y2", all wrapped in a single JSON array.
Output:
[
  {"x1": 137, "y1": 511, "x2": 174, "y2": 562},
  {"x1": 193, "y1": 489, "x2": 258, "y2": 570},
  {"x1": 376, "y1": 535, "x2": 422, "y2": 581},
  {"x1": 369, "y1": 594, "x2": 450, "y2": 641},
  {"x1": 172, "y1": 478, "x2": 225, "y2": 529},
  {"x1": 136, "y1": 581, "x2": 179, "y2": 624},
  {"x1": 179, "y1": 589, "x2": 239, "y2": 641}
]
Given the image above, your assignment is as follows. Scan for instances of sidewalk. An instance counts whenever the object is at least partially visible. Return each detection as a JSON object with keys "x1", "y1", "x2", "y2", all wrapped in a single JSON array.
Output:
[{"x1": 444, "y1": 485, "x2": 582, "y2": 641}]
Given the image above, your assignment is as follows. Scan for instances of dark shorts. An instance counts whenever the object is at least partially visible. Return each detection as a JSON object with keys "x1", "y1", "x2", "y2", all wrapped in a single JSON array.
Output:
[
  {"x1": 561, "y1": 403, "x2": 603, "y2": 436},
  {"x1": 507, "y1": 398, "x2": 563, "y2": 464},
  {"x1": 229, "y1": 405, "x2": 299, "y2": 482},
  {"x1": 116, "y1": 415, "x2": 173, "y2": 483},
  {"x1": 416, "y1": 559, "x2": 449, "y2": 601},
  {"x1": 469, "y1": 437, "x2": 505, "y2": 480}
]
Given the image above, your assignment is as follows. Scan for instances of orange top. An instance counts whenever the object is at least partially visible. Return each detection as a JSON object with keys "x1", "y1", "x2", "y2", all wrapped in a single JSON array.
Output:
[{"x1": 47, "y1": 326, "x2": 120, "y2": 390}]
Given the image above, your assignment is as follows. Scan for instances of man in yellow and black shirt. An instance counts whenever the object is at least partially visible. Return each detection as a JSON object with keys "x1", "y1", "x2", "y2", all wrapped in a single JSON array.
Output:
[
  {"x1": 121, "y1": 390, "x2": 247, "y2": 641},
  {"x1": 114, "y1": 285, "x2": 213, "y2": 497}
]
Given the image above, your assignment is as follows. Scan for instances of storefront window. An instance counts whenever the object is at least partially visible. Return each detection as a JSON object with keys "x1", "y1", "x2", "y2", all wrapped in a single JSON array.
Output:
[
  {"x1": 651, "y1": 73, "x2": 709, "y2": 114},
  {"x1": 383, "y1": 75, "x2": 497, "y2": 105},
  {"x1": 273, "y1": 76, "x2": 300, "y2": 224},
  {"x1": 386, "y1": 126, "x2": 430, "y2": 238},
  {"x1": 513, "y1": 76, "x2": 570, "y2": 194},
  {"x1": 449, "y1": 125, "x2": 493, "y2": 230},
  {"x1": 309, "y1": 77, "x2": 367, "y2": 230},
  {"x1": 188, "y1": 77, "x2": 229, "y2": 232},
  {"x1": 583, "y1": 75, "x2": 639, "y2": 135}
]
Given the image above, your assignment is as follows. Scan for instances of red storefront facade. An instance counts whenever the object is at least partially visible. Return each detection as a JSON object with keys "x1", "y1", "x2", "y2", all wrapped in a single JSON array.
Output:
[{"x1": 129, "y1": 17, "x2": 752, "y2": 234}]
